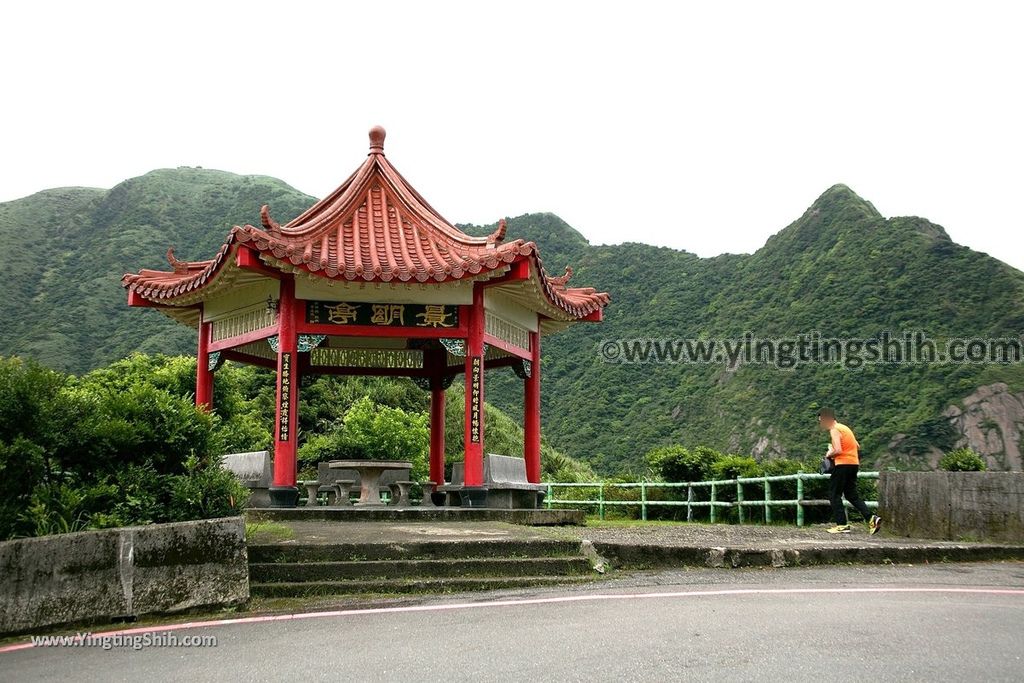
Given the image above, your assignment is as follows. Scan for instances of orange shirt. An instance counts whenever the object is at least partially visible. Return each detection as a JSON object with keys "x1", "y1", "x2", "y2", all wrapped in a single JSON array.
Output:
[{"x1": 832, "y1": 422, "x2": 860, "y2": 465}]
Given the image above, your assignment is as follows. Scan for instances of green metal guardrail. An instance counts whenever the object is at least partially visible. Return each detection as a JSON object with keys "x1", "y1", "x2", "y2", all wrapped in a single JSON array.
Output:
[{"x1": 543, "y1": 472, "x2": 879, "y2": 526}]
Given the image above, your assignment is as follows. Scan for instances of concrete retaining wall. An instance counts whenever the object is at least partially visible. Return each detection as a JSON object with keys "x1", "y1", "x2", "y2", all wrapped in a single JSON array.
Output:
[
  {"x1": 880, "y1": 472, "x2": 1024, "y2": 542},
  {"x1": 0, "y1": 516, "x2": 249, "y2": 635}
]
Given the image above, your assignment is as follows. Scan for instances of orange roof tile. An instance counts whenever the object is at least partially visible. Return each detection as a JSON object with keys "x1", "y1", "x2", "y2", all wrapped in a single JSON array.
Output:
[{"x1": 122, "y1": 127, "x2": 609, "y2": 320}]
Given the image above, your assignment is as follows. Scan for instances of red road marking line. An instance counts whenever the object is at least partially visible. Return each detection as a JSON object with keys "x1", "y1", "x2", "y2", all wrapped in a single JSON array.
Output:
[{"x1": 3, "y1": 586, "x2": 1022, "y2": 654}]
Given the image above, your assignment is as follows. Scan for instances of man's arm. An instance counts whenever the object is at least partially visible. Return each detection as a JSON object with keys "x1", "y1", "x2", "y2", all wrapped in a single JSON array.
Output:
[{"x1": 827, "y1": 427, "x2": 842, "y2": 457}]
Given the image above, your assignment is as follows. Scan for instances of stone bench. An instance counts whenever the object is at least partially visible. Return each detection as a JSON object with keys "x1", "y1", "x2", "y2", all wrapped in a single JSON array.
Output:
[
  {"x1": 438, "y1": 454, "x2": 546, "y2": 509},
  {"x1": 220, "y1": 451, "x2": 273, "y2": 507},
  {"x1": 420, "y1": 480, "x2": 438, "y2": 507},
  {"x1": 332, "y1": 479, "x2": 355, "y2": 506},
  {"x1": 388, "y1": 481, "x2": 415, "y2": 507},
  {"x1": 300, "y1": 480, "x2": 321, "y2": 506},
  {"x1": 300, "y1": 479, "x2": 354, "y2": 506}
]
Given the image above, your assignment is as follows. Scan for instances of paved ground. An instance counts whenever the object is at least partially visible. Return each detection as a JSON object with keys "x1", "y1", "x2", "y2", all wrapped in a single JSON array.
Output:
[
  {"x1": 4, "y1": 562, "x2": 1023, "y2": 681},
  {"x1": 251, "y1": 518, "x2": 1019, "y2": 550},
  {"x1": 567, "y1": 520, "x2": 1024, "y2": 548}
]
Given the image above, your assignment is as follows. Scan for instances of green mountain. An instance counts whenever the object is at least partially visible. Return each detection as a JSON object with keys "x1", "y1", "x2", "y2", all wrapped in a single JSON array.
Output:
[
  {"x1": 2, "y1": 171, "x2": 1023, "y2": 474},
  {"x1": 0, "y1": 170, "x2": 314, "y2": 370}
]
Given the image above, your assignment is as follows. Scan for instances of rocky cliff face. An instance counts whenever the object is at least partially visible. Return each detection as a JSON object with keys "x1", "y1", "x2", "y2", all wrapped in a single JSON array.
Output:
[{"x1": 944, "y1": 383, "x2": 1024, "y2": 471}]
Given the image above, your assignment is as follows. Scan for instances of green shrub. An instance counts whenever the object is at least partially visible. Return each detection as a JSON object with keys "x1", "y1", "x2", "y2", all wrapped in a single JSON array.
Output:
[
  {"x1": 939, "y1": 447, "x2": 987, "y2": 472},
  {"x1": 711, "y1": 454, "x2": 763, "y2": 480},
  {"x1": 168, "y1": 455, "x2": 249, "y2": 522},
  {"x1": 645, "y1": 445, "x2": 721, "y2": 483},
  {"x1": 298, "y1": 431, "x2": 349, "y2": 467},
  {"x1": 760, "y1": 458, "x2": 806, "y2": 477},
  {"x1": 20, "y1": 482, "x2": 91, "y2": 536},
  {"x1": 298, "y1": 396, "x2": 428, "y2": 480},
  {"x1": 79, "y1": 383, "x2": 217, "y2": 476},
  {"x1": 0, "y1": 355, "x2": 251, "y2": 539},
  {"x1": 104, "y1": 463, "x2": 166, "y2": 527},
  {"x1": 0, "y1": 437, "x2": 48, "y2": 538}
]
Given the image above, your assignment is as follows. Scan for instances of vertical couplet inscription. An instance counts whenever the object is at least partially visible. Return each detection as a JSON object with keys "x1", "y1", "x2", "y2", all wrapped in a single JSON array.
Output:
[
  {"x1": 278, "y1": 352, "x2": 292, "y2": 442},
  {"x1": 469, "y1": 356, "x2": 482, "y2": 443}
]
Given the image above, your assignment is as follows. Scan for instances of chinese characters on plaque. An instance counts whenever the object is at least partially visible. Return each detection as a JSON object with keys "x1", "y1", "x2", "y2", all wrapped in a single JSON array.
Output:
[
  {"x1": 278, "y1": 352, "x2": 292, "y2": 442},
  {"x1": 306, "y1": 301, "x2": 459, "y2": 329},
  {"x1": 469, "y1": 356, "x2": 482, "y2": 443}
]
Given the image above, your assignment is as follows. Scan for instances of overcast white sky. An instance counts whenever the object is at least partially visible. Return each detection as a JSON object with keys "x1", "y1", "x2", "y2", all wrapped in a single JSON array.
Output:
[{"x1": 2, "y1": 1, "x2": 1022, "y2": 271}]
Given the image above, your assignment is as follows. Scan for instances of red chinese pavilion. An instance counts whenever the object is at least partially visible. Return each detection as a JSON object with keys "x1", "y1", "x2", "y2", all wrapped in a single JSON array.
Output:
[{"x1": 122, "y1": 127, "x2": 609, "y2": 506}]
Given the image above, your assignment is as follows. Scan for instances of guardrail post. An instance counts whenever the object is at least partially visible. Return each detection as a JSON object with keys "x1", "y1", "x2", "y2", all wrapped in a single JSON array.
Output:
[
  {"x1": 598, "y1": 483, "x2": 605, "y2": 521},
  {"x1": 764, "y1": 479, "x2": 772, "y2": 524},
  {"x1": 710, "y1": 483, "x2": 717, "y2": 524},
  {"x1": 640, "y1": 482, "x2": 647, "y2": 521},
  {"x1": 796, "y1": 473, "x2": 804, "y2": 527},
  {"x1": 686, "y1": 484, "x2": 694, "y2": 522},
  {"x1": 546, "y1": 483, "x2": 552, "y2": 510},
  {"x1": 736, "y1": 479, "x2": 744, "y2": 524}
]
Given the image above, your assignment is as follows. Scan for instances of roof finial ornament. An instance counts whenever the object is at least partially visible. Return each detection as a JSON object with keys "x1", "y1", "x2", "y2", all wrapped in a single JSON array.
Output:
[
  {"x1": 548, "y1": 265, "x2": 573, "y2": 286},
  {"x1": 166, "y1": 247, "x2": 190, "y2": 274},
  {"x1": 260, "y1": 204, "x2": 282, "y2": 235},
  {"x1": 368, "y1": 125, "x2": 386, "y2": 155},
  {"x1": 486, "y1": 218, "x2": 507, "y2": 247}
]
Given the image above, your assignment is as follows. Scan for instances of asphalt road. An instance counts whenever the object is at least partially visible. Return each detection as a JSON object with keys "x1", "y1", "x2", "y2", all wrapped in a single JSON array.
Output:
[{"x1": 5, "y1": 562, "x2": 1023, "y2": 682}]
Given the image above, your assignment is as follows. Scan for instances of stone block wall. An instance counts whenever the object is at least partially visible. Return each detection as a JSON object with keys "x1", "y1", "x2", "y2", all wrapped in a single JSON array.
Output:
[
  {"x1": 0, "y1": 516, "x2": 248, "y2": 635},
  {"x1": 880, "y1": 472, "x2": 1024, "y2": 542}
]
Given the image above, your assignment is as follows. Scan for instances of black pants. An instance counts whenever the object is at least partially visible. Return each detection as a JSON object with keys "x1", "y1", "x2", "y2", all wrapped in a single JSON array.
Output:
[{"x1": 829, "y1": 465, "x2": 872, "y2": 525}]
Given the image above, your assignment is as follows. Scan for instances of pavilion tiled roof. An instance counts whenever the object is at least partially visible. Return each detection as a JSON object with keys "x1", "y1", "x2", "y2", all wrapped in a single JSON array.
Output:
[{"x1": 122, "y1": 127, "x2": 609, "y2": 320}]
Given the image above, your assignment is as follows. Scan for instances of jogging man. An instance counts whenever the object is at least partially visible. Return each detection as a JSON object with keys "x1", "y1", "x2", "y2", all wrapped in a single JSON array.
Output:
[{"x1": 817, "y1": 407, "x2": 882, "y2": 534}]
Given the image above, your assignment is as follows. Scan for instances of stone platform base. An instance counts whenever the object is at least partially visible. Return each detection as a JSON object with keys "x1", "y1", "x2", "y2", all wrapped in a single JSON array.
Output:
[{"x1": 246, "y1": 506, "x2": 583, "y2": 526}]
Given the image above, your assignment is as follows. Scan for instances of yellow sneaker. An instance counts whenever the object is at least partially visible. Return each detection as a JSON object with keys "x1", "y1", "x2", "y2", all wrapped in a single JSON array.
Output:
[{"x1": 826, "y1": 524, "x2": 852, "y2": 534}]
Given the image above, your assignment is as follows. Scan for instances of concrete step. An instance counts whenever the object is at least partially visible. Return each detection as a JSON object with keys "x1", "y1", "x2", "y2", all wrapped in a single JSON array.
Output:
[
  {"x1": 248, "y1": 539, "x2": 582, "y2": 563},
  {"x1": 247, "y1": 507, "x2": 584, "y2": 526},
  {"x1": 250, "y1": 556, "x2": 593, "y2": 582},
  {"x1": 250, "y1": 575, "x2": 597, "y2": 598}
]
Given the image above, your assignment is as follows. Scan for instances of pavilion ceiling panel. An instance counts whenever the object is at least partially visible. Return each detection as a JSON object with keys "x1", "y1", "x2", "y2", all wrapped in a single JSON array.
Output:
[{"x1": 203, "y1": 279, "x2": 280, "y2": 321}]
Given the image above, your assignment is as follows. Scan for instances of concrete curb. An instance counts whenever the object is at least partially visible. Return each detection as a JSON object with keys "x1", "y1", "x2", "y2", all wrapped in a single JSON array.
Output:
[{"x1": 590, "y1": 541, "x2": 1024, "y2": 570}]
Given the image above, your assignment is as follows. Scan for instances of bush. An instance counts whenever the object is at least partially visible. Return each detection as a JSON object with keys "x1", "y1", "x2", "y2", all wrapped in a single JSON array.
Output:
[
  {"x1": 711, "y1": 454, "x2": 763, "y2": 481},
  {"x1": 100, "y1": 463, "x2": 166, "y2": 528},
  {"x1": 79, "y1": 383, "x2": 217, "y2": 476},
  {"x1": 0, "y1": 355, "x2": 252, "y2": 539},
  {"x1": 939, "y1": 447, "x2": 987, "y2": 472},
  {"x1": 298, "y1": 397, "x2": 428, "y2": 480},
  {"x1": 0, "y1": 437, "x2": 48, "y2": 538},
  {"x1": 760, "y1": 458, "x2": 806, "y2": 477},
  {"x1": 644, "y1": 445, "x2": 721, "y2": 482},
  {"x1": 20, "y1": 480, "x2": 96, "y2": 537},
  {"x1": 167, "y1": 455, "x2": 249, "y2": 522}
]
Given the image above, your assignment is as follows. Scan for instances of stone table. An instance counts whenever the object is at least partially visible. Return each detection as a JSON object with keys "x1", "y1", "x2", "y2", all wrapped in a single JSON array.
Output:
[{"x1": 328, "y1": 460, "x2": 413, "y2": 506}]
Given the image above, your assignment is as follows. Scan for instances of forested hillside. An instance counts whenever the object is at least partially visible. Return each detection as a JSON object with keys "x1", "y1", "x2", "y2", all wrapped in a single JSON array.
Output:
[{"x1": 2, "y1": 171, "x2": 1022, "y2": 474}]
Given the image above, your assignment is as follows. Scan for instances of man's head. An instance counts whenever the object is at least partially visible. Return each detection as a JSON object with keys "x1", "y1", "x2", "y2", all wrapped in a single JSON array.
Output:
[{"x1": 817, "y1": 407, "x2": 836, "y2": 429}]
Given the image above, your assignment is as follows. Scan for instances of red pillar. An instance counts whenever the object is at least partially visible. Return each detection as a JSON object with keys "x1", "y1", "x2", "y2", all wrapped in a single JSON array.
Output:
[
  {"x1": 271, "y1": 277, "x2": 300, "y2": 506},
  {"x1": 426, "y1": 348, "x2": 446, "y2": 485},
  {"x1": 463, "y1": 284, "x2": 485, "y2": 486},
  {"x1": 524, "y1": 329, "x2": 541, "y2": 484},
  {"x1": 430, "y1": 385, "x2": 446, "y2": 485},
  {"x1": 196, "y1": 314, "x2": 214, "y2": 410}
]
